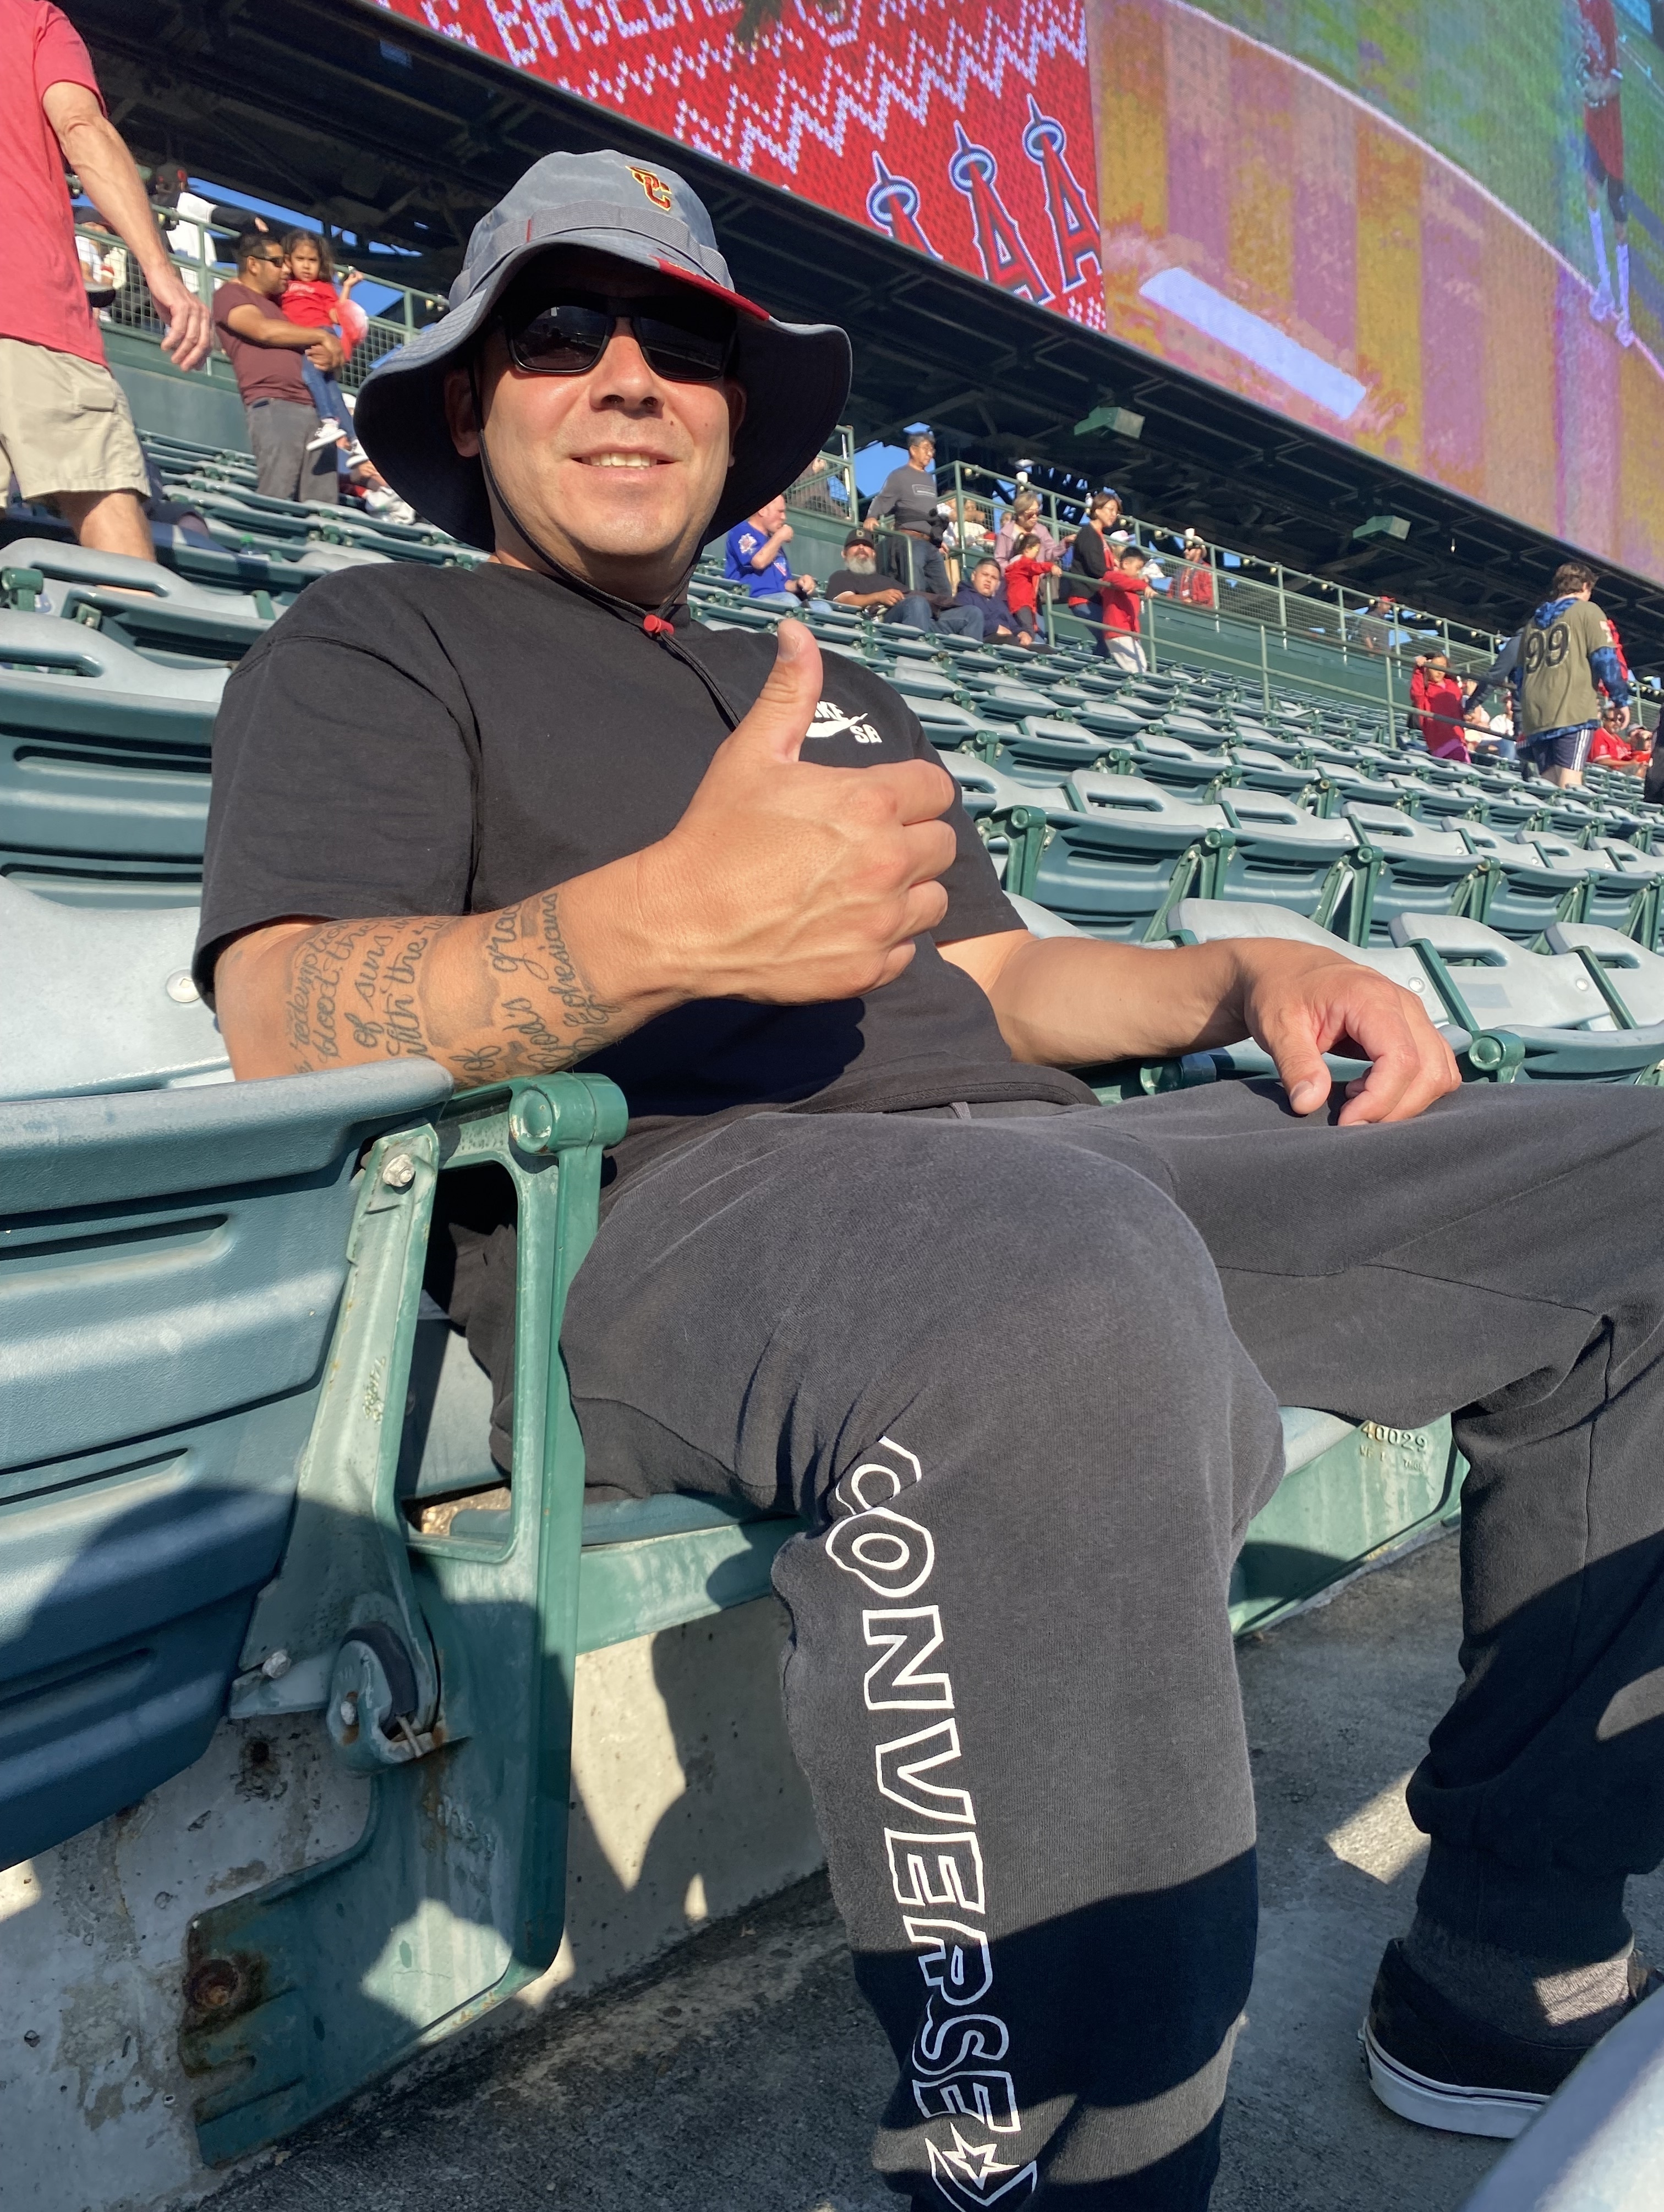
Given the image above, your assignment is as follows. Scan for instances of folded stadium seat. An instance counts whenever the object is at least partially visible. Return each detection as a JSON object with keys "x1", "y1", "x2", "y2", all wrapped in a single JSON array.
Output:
[
  {"x1": 1231, "y1": 744, "x2": 1322, "y2": 802},
  {"x1": 1066, "y1": 769, "x2": 1229, "y2": 823},
  {"x1": 154, "y1": 535, "x2": 324, "y2": 605},
  {"x1": 1218, "y1": 788, "x2": 1312, "y2": 829},
  {"x1": 1528, "y1": 837, "x2": 1661, "y2": 945},
  {"x1": 1466, "y1": 787, "x2": 1545, "y2": 832},
  {"x1": 965, "y1": 679, "x2": 1061, "y2": 724},
  {"x1": 1343, "y1": 803, "x2": 1491, "y2": 943},
  {"x1": 1545, "y1": 920, "x2": 1664, "y2": 1023},
  {"x1": 882, "y1": 664, "x2": 961, "y2": 707},
  {"x1": 1462, "y1": 833, "x2": 1605, "y2": 944},
  {"x1": 1070, "y1": 698, "x2": 1157, "y2": 742},
  {"x1": 2, "y1": 536, "x2": 276, "y2": 666},
  {"x1": 0, "y1": 608, "x2": 220, "y2": 905},
  {"x1": 0, "y1": 1059, "x2": 454, "y2": 1870},
  {"x1": 1210, "y1": 811, "x2": 1362, "y2": 934},
  {"x1": 1167, "y1": 897, "x2": 1442, "y2": 1001},
  {"x1": 915, "y1": 700, "x2": 986, "y2": 750},
  {"x1": 0, "y1": 880, "x2": 227, "y2": 1097},
  {"x1": 998, "y1": 717, "x2": 1113, "y2": 780},
  {"x1": 1012, "y1": 794, "x2": 1230, "y2": 937},
  {"x1": 1387, "y1": 915, "x2": 1636, "y2": 1051},
  {"x1": 1118, "y1": 729, "x2": 1240, "y2": 802}
]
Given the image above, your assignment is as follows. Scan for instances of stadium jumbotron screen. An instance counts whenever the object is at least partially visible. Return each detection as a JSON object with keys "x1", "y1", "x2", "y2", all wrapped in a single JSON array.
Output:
[{"x1": 381, "y1": 0, "x2": 1664, "y2": 585}]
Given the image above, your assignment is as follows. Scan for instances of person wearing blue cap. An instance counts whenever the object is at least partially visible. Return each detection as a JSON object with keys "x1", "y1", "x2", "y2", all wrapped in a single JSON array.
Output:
[{"x1": 196, "y1": 149, "x2": 1664, "y2": 2209}]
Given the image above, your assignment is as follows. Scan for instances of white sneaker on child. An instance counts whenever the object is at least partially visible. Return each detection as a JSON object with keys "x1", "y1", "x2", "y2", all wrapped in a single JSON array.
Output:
[{"x1": 305, "y1": 418, "x2": 342, "y2": 451}]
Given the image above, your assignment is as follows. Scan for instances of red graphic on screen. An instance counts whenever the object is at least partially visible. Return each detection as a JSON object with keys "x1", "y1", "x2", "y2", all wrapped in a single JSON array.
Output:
[{"x1": 381, "y1": 0, "x2": 1104, "y2": 327}]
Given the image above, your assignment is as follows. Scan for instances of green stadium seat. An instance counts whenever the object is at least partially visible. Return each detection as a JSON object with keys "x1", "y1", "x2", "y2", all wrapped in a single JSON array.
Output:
[
  {"x1": 0, "y1": 881, "x2": 227, "y2": 1098},
  {"x1": 1210, "y1": 811, "x2": 1361, "y2": 931},
  {"x1": 1545, "y1": 921, "x2": 1664, "y2": 1023},
  {"x1": 4, "y1": 536, "x2": 275, "y2": 665},
  {"x1": 0, "y1": 609, "x2": 221, "y2": 905},
  {"x1": 1344, "y1": 804, "x2": 1490, "y2": 942},
  {"x1": 0, "y1": 1060, "x2": 452, "y2": 1869},
  {"x1": 1387, "y1": 914, "x2": 1619, "y2": 1031}
]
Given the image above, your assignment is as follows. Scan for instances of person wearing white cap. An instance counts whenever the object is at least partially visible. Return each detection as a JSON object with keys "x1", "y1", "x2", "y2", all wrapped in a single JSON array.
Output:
[{"x1": 195, "y1": 149, "x2": 1664, "y2": 2208}]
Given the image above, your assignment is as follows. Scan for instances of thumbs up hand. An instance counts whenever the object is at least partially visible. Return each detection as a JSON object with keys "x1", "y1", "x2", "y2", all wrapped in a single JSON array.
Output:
[{"x1": 628, "y1": 620, "x2": 958, "y2": 1003}]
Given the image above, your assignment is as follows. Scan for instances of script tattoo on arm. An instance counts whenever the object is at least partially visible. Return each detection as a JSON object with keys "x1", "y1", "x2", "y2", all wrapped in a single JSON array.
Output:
[{"x1": 239, "y1": 885, "x2": 631, "y2": 1086}]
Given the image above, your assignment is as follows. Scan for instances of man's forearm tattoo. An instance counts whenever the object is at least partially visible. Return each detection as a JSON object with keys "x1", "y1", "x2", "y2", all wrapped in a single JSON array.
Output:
[{"x1": 274, "y1": 888, "x2": 623, "y2": 1081}]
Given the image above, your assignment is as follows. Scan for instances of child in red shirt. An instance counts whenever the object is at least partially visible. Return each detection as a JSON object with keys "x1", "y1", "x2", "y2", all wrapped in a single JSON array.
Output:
[
  {"x1": 1098, "y1": 545, "x2": 1152, "y2": 669},
  {"x1": 280, "y1": 229, "x2": 367, "y2": 456},
  {"x1": 1003, "y1": 534, "x2": 1061, "y2": 647}
]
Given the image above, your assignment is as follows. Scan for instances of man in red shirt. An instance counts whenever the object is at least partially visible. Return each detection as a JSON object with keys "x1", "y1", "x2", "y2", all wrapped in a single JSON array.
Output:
[
  {"x1": 211, "y1": 233, "x2": 343, "y2": 504},
  {"x1": 0, "y1": 0, "x2": 208, "y2": 557},
  {"x1": 1099, "y1": 543, "x2": 1152, "y2": 671},
  {"x1": 1176, "y1": 537, "x2": 1216, "y2": 607}
]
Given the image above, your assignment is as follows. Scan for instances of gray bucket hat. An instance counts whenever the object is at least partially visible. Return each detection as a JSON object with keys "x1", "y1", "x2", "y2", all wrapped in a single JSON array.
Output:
[{"x1": 353, "y1": 150, "x2": 852, "y2": 551}]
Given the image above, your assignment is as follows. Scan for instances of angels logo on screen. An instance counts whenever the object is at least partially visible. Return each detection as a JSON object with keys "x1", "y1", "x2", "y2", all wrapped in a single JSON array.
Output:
[{"x1": 390, "y1": 0, "x2": 1105, "y2": 331}]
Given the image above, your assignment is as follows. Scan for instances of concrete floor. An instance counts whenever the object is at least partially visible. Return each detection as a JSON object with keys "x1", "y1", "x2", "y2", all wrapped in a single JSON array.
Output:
[{"x1": 197, "y1": 1534, "x2": 1664, "y2": 2212}]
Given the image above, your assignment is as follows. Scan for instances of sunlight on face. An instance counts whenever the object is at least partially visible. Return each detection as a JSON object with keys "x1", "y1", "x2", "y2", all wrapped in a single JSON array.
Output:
[{"x1": 445, "y1": 249, "x2": 745, "y2": 603}]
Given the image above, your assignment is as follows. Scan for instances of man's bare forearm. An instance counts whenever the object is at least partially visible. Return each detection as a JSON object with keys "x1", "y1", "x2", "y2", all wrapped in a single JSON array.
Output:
[
  {"x1": 216, "y1": 865, "x2": 678, "y2": 1085},
  {"x1": 943, "y1": 932, "x2": 1286, "y2": 1067}
]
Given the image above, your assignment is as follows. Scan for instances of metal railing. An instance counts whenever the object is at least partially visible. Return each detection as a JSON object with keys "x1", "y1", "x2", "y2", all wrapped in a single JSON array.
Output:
[
  {"x1": 808, "y1": 453, "x2": 1534, "y2": 728},
  {"x1": 74, "y1": 213, "x2": 445, "y2": 397},
  {"x1": 780, "y1": 427, "x2": 858, "y2": 522}
]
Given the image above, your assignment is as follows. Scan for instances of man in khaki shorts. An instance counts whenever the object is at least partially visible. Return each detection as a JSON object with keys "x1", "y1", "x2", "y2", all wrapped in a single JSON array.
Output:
[{"x1": 1, "y1": 0, "x2": 209, "y2": 559}]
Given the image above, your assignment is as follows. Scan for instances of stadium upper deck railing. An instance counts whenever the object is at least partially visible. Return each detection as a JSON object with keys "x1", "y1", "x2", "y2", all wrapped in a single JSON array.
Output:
[
  {"x1": 80, "y1": 212, "x2": 1643, "y2": 729},
  {"x1": 75, "y1": 211, "x2": 446, "y2": 397}
]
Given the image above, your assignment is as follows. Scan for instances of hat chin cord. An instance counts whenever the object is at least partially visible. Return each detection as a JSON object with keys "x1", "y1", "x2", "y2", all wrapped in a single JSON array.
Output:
[{"x1": 467, "y1": 362, "x2": 745, "y2": 726}]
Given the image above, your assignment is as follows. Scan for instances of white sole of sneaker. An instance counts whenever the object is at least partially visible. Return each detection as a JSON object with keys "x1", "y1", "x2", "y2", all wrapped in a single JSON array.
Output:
[{"x1": 1361, "y1": 2019, "x2": 1546, "y2": 2139}]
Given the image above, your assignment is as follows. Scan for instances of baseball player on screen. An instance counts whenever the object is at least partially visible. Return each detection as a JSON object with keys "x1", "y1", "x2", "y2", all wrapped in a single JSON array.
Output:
[{"x1": 1579, "y1": 0, "x2": 1634, "y2": 347}]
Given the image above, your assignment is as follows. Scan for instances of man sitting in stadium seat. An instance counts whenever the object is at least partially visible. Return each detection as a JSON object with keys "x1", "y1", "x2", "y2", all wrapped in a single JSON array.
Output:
[
  {"x1": 825, "y1": 526, "x2": 907, "y2": 617},
  {"x1": 198, "y1": 151, "x2": 1664, "y2": 2210},
  {"x1": 724, "y1": 491, "x2": 820, "y2": 608}
]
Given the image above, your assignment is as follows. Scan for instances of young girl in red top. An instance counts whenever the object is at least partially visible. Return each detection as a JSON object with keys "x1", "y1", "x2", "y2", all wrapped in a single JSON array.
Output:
[
  {"x1": 280, "y1": 229, "x2": 367, "y2": 456},
  {"x1": 1003, "y1": 533, "x2": 1061, "y2": 647}
]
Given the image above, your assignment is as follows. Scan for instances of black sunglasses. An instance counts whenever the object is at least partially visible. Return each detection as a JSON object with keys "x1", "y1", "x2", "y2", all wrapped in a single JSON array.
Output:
[{"x1": 503, "y1": 289, "x2": 736, "y2": 383}]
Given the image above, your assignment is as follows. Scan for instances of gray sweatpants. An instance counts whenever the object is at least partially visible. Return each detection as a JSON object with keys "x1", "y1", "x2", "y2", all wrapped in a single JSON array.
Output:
[
  {"x1": 244, "y1": 397, "x2": 338, "y2": 504},
  {"x1": 560, "y1": 1080, "x2": 1664, "y2": 2208}
]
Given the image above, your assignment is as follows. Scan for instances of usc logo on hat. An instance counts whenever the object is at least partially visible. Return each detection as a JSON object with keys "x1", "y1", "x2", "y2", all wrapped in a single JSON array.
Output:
[{"x1": 628, "y1": 167, "x2": 674, "y2": 212}]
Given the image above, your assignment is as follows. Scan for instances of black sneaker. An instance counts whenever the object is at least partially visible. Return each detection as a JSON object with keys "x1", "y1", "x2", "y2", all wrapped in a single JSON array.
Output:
[{"x1": 1362, "y1": 1937, "x2": 1661, "y2": 2139}]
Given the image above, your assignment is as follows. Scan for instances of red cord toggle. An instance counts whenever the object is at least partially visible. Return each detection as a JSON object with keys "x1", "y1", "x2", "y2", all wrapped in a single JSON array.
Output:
[{"x1": 643, "y1": 613, "x2": 675, "y2": 636}]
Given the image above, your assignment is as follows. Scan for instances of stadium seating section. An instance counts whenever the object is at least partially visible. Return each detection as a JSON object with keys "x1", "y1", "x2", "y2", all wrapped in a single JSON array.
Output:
[{"x1": 2, "y1": 434, "x2": 1656, "y2": 2166}]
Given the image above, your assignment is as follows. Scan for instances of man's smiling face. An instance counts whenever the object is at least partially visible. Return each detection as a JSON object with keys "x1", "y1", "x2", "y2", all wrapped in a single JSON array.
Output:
[{"x1": 444, "y1": 246, "x2": 746, "y2": 605}]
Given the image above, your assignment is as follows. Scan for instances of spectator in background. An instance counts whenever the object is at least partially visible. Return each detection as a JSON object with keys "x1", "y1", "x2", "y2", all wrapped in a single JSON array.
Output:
[
  {"x1": 952, "y1": 556, "x2": 1019, "y2": 644},
  {"x1": 1003, "y1": 533, "x2": 1060, "y2": 647},
  {"x1": 280, "y1": 229, "x2": 366, "y2": 455},
  {"x1": 2, "y1": 0, "x2": 210, "y2": 558},
  {"x1": 212, "y1": 232, "x2": 341, "y2": 504},
  {"x1": 1065, "y1": 490, "x2": 1118, "y2": 639},
  {"x1": 1409, "y1": 652, "x2": 1471, "y2": 761},
  {"x1": 1590, "y1": 701, "x2": 1647, "y2": 775},
  {"x1": 1513, "y1": 560, "x2": 1632, "y2": 788},
  {"x1": 1099, "y1": 542, "x2": 1152, "y2": 671},
  {"x1": 1358, "y1": 595, "x2": 1396, "y2": 654},
  {"x1": 864, "y1": 429, "x2": 937, "y2": 532},
  {"x1": 994, "y1": 488, "x2": 1061, "y2": 566},
  {"x1": 1176, "y1": 535, "x2": 1216, "y2": 607},
  {"x1": 881, "y1": 518, "x2": 982, "y2": 637},
  {"x1": 824, "y1": 528, "x2": 906, "y2": 618},
  {"x1": 724, "y1": 493, "x2": 819, "y2": 606}
]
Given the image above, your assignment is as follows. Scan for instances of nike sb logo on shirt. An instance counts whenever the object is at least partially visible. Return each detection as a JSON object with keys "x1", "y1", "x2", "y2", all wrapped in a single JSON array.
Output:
[{"x1": 806, "y1": 699, "x2": 883, "y2": 745}]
